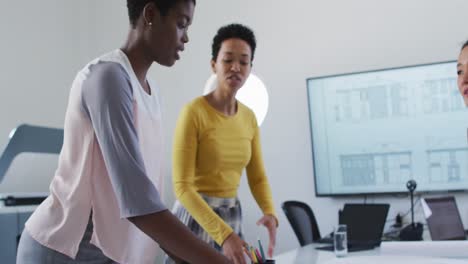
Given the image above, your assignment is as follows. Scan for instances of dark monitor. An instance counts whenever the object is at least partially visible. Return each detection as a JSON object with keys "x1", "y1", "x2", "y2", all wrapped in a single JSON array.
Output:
[
  {"x1": 424, "y1": 196, "x2": 466, "y2": 241},
  {"x1": 339, "y1": 203, "x2": 390, "y2": 246},
  {"x1": 315, "y1": 203, "x2": 390, "y2": 252}
]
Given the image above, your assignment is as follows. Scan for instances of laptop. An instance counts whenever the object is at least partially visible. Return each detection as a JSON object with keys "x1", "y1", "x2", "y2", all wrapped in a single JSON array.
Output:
[
  {"x1": 316, "y1": 203, "x2": 390, "y2": 252},
  {"x1": 424, "y1": 196, "x2": 466, "y2": 241}
]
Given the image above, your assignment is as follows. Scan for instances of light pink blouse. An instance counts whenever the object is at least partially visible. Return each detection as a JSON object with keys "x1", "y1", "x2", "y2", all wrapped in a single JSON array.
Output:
[{"x1": 25, "y1": 50, "x2": 166, "y2": 264}]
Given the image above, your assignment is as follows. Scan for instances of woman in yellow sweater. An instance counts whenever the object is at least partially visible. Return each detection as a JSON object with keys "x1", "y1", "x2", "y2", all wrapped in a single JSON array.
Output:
[{"x1": 167, "y1": 24, "x2": 277, "y2": 264}]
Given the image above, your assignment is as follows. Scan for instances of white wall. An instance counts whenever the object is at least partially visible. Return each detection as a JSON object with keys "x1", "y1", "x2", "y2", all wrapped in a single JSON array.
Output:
[{"x1": 1, "y1": 0, "x2": 468, "y2": 259}]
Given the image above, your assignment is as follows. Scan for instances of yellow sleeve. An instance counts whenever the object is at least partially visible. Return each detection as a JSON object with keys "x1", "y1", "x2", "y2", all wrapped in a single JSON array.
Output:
[
  {"x1": 246, "y1": 122, "x2": 278, "y2": 224},
  {"x1": 172, "y1": 104, "x2": 234, "y2": 246}
]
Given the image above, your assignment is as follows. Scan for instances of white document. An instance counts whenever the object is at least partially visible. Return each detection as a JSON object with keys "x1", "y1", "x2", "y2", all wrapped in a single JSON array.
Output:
[
  {"x1": 421, "y1": 198, "x2": 432, "y2": 218},
  {"x1": 380, "y1": 241, "x2": 468, "y2": 258},
  {"x1": 322, "y1": 255, "x2": 468, "y2": 264}
]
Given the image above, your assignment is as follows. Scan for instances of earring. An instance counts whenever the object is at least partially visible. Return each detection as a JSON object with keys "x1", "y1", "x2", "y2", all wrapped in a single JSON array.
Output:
[{"x1": 148, "y1": 22, "x2": 152, "y2": 26}]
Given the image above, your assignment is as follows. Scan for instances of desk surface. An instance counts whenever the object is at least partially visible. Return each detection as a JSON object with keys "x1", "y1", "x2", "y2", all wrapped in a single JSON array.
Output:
[{"x1": 274, "y1": 242, "x2": 468, "y2": 264}]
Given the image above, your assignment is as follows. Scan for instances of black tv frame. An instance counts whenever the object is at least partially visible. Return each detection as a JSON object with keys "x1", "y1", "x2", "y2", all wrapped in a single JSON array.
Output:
[{"x1": 306, "y1": 60, "x2": 467, "y2": 197}]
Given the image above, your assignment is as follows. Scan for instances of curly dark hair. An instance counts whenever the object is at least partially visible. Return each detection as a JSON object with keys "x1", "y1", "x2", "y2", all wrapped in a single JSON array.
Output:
[
  {"x1": 127, "y1": 0, "x2": 196, "y2": 28},
  {"x1": 211, "y1": 23, "x2": 256, "y2": 62},
  {"x1": 462, "y1": 39, "x2": 468, "y2": 51}
]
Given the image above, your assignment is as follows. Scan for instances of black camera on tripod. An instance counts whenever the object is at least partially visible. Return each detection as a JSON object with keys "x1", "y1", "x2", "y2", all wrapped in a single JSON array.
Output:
[{"x1": 399, "y1": 180, "x2": 423, "y2": 241}]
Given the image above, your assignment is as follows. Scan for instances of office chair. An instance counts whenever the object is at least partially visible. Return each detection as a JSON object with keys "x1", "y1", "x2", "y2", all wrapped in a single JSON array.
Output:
[{"x1": 282, "y1": 200, "x2": 322, "y2": 246}]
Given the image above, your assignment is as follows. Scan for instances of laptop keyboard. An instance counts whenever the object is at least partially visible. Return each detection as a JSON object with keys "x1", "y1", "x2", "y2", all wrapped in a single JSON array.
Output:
[
  {"x1": 315, "y1": 244, "x2": 375, "y2": 252},
  {"x1": 316, "y1": 236, "x2": 334, "y2": 244},
  {"x1": 316, "y1": 232, "x2": 334, "y2": 243}
]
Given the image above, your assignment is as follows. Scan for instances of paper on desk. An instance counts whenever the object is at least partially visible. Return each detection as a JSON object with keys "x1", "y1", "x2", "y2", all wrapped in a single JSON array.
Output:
[
  {"x1": 380, "y1": 241, "x2": 468, "y2": 258},
  {"x1": 322, "y1": 255, "x2": 468, "y2": 264},
  {"x1": 421, "y1": 198, "x2": 432, "y2": 218}
]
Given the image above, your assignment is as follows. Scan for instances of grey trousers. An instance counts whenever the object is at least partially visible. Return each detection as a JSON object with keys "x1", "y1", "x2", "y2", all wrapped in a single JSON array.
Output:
[
  {"x1": 16, "y1": 216, "x2": 117, "y2": 264},
  {"x1": 164, "y1": 195, "x2": 243, "y2": 264}
]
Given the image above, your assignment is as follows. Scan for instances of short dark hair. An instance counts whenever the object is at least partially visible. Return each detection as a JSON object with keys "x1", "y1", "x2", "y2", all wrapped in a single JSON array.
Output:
[
  {"x1": 127, "y1": 0, "x2": 196, "y2": 28},
  {"x1": 211, "y1": 23, "x2": 256, "y2": 62},
  {"x1": 462, "y1": 39, "x2": 468, "y2": 51}
]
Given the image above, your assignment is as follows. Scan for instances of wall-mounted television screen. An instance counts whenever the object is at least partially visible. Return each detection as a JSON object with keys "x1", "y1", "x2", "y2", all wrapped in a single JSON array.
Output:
[{"x1": 307, "y1": 61, "x2": 468, "y2": 196}]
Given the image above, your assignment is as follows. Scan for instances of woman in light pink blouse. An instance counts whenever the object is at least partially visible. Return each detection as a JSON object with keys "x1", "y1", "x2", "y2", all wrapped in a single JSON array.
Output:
[{"x1": 16, "y1": 1, "x2": 230, "y2": 264}]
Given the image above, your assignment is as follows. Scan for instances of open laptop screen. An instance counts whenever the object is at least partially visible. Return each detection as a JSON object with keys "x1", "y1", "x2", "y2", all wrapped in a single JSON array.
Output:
[
  {"x1": 424, "y1": 196, "x2": 466, "y2": 241},
  {"x1": 339, "y1": 203, "x2": 390, "y2": 245}
]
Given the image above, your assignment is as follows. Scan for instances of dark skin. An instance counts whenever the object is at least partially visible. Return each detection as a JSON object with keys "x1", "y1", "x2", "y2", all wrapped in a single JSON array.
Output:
[
  {"x1": 121, "y1": 1, "x2": 190, "y2": 93},
  {"x1": 121, "y1": 2, "x2": 230, "y2": 263},
  {"x1": 120, "y1": 14, "x2": 157, "y2": 94},
  {"x1": 129, "y1": 212, "x2": 229, "y2": 264}
]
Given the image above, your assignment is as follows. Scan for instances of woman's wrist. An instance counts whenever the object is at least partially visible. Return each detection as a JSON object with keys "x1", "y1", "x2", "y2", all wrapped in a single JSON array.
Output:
[{"x1": 265, "y1": 213, "x2": 279, "y2": 227}]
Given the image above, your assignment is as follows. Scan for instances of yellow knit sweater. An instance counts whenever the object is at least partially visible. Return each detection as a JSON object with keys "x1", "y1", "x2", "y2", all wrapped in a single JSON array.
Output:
[{"x1": 172, "y1": 97, "x2": 276, "y2": 245}]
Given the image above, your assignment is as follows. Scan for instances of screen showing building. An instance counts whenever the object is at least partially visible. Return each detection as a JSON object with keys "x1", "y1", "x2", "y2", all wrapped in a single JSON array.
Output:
[{"x1": 307, "y1": 61, "x2": 468, "y2": 196}]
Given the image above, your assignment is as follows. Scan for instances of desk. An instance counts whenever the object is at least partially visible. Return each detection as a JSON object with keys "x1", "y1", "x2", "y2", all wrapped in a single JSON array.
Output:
[
  {"x1": 0, "y1": 205, "x2": 36, "y2": 263},
  {"x1": 274, "y1": 243, "x2": 468, "y2": 264}
]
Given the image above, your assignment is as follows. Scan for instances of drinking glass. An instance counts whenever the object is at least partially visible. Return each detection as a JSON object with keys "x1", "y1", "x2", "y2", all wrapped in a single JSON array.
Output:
[{"x1": 334, "y1": 224, "x2": 348, "y2": 257}]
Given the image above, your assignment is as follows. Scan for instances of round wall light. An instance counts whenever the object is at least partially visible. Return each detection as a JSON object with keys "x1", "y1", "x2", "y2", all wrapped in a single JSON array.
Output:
[{"x1": 203, "y1": 73, "x2": 269, "y2": 126}]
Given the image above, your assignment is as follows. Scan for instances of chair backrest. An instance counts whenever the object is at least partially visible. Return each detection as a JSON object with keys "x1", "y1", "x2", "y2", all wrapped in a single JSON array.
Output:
[{"x1": 282, "y1": 200, "x2": 321, "y2": 246}]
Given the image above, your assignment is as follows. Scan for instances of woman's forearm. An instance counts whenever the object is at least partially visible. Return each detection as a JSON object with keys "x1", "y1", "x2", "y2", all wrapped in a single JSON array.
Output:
[{"x1": 129, "y1": 210, "x2": 231, "y2": 264}]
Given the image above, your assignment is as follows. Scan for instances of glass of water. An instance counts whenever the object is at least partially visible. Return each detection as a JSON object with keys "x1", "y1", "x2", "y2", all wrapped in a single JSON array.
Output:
[{"x1": 334, "y1": 224, "x2": 348, "y2": 257}]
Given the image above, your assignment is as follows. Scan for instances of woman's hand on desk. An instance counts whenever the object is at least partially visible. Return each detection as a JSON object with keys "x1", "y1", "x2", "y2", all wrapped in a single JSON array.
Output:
[
  {"x1": 257, "y1": 214, "x2": 277, "y2": 258},
  {"x1": 222, "y1": 232, "x2": 248, "y2": 264}
]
